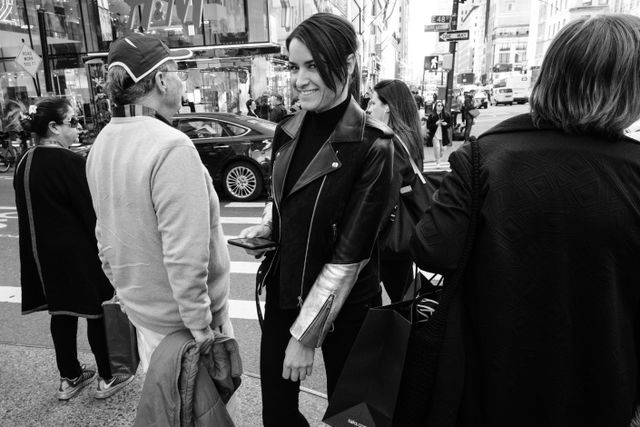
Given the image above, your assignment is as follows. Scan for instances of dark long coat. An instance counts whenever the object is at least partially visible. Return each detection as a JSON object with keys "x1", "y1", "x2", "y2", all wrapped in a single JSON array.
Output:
[
  {"x1": 411, "y1": 114, "x2": 640, "y2": 426},
  {"x1": 14, "y1": 146, "x2": 113, "y2": 317},
  {"x1": 426, "y1": 110, "x2": 452, "y2": 146}
]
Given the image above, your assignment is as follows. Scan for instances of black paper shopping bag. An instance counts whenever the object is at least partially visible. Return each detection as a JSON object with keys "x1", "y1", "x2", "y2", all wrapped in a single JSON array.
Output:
[
  {"x1": 323, "y1": 302, "x2": 414, "y2": 427},
  {"x1": 102, "y1": 296, "x2": 140, "y2": 376}
]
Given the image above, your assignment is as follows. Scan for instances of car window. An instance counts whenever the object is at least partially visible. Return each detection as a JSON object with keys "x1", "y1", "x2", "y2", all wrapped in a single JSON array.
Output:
[
  {"x1": 224, "y1": 123, "x2": 249, "y2": 136},
  {"x1": 179, "y1": 118, "x2": 224, "y2": 139}
]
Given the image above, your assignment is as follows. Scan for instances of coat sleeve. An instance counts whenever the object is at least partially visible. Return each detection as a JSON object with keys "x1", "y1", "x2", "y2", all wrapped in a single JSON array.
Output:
[
  {"x1": 410, "y1": 142, "x2": 474, "y2": 274},
  {"x1": 290, "y1": 136, "x2": 394, "y2": 348}
]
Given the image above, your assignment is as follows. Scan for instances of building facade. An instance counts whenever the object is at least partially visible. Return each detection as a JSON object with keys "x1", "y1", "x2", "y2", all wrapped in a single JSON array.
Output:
[{"x1": 0, "y1": 0, "x2": 282, "y2": 131}]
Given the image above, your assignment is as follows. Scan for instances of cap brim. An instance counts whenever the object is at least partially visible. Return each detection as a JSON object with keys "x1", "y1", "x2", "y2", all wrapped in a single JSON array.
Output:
[{"x1": 169, "y1": 48, "x2": 193, "y2": 60}]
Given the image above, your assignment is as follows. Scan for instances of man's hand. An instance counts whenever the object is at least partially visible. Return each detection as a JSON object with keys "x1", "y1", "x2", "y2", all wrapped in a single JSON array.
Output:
[
  {"x1": 238, "y1": 224, "x2": 274, "y2": 257},
  {"x1": 190, "y1": 326, "x2": 215, "y2": 354},
  {"x1": 282, "y1": 336, "x2": 315, "y2": 382}
]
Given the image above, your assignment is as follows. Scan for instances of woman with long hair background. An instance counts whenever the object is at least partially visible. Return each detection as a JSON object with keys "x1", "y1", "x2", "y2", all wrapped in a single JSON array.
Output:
[
  {"x1": 367, "y1": 78, "x2": 424, "y2": 302},
  {"x1": 426, "y1": 100, "x2": 452, "y2": 166}
]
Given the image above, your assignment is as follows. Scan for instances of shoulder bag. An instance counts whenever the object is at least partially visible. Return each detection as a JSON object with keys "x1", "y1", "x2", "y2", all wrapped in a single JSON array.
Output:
[{"x1": 380, "y1": 137, "x2": 435, "y2": 257}]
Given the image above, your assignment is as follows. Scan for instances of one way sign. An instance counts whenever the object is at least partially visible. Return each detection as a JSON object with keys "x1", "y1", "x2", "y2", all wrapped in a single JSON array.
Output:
[{"x1": 438, "y1": 30, "x2": 470, "y2": 42}]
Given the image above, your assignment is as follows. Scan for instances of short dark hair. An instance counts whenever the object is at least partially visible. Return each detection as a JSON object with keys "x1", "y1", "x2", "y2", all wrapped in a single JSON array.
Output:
[
  {"x1": 374, "y1": 79, "x2": 423, "y2": 164},
  {"x1": 246, "y1": 99, "x2": 255, "y2": 109},
  {"x1": 105, "y1": 62, "x2": 172, "y2": 106},
  {"x1": 531, "y1": 14, "x2": 640, "y2": 138},
  {"x1": 22, "y1": 97, "x2": 71, "y2": 138},
  {"x1": 286, "y1": 13, "x2": 360, "y2": 101}
]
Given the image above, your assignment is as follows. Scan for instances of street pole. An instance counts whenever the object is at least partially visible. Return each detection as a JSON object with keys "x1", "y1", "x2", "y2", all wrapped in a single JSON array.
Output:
[
  {"x1": 37, "y1": 8, "x2": 53, "y2": 94},
  {"x1": 445, "y1": 0, "x2": 460, "y2": 114}
]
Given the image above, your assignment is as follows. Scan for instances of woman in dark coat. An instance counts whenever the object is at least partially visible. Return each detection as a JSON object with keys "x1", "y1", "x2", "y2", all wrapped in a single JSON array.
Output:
[
  {"x1": 14, "y1": 98, "x2": 131, "y2": 401},
  {"x1": 238, "y1": 13, "x2": 394, "y2": 426},
  {"x1": 410, "y1": 15, "x2": 640, "y2": 426},
  {"x1": 426, "y1": 100, "x2": 451, "y2": 165},
  {"x1": 366, "y1": 78, "x2": 423, "y2": 302}
]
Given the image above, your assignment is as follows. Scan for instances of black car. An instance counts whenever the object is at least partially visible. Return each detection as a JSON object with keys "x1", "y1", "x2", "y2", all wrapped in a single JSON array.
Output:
[{"x1": 172, "y1": 112, "x2": 274, "y2": 201}]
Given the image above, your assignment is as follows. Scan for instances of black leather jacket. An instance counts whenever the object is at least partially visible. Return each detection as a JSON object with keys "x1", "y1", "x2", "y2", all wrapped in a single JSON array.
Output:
[{"x1": 256, "y1": 98, "x2": 394, "y2": 347}]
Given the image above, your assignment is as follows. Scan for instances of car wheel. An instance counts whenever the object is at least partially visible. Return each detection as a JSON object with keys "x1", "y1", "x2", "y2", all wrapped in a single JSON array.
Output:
[{"x1": 223, "y1": 161, "x2": 264, "y2": 202}]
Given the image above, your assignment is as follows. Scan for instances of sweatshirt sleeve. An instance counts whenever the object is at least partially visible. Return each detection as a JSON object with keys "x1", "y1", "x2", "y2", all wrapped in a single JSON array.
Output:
[{"x1": 150, "y1": 144, "x2": 213, "y2": 331}]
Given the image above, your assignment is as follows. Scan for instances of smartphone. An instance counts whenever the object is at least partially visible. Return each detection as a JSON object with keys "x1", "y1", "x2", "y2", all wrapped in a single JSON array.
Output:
[{"x1": 227, "y1": 237, "x2": 278, "y2": 250}]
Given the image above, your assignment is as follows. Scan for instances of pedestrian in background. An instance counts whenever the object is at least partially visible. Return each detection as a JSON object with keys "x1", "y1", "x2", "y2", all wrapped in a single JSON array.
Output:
[
  {"x1": 246, "y1": 98, "x2": 258, "y2": 117},
  {"x1": 87, "y1": 32, "x2": 233, "y2": 374},
  {"x1": 289, "y1": 96, "x2": 302, "y2": 113},
  {"x1": 426, "y1": 100, "x2": 451, "y2": 165},
  {"x1": 367, "y1": 78, "x2": 423, "y2": 302},
  {"x1": 256, "y1": 94, "x2": 271, "y2": 120},
  {"x1": 410, "y1": 14, "x2": 640, "y2": 426},
  {"x1": 239, "y1": 13, "x2": 394, "y2": 426},
  {"x1": 461, "y1": 92, "x2": 476, "y2": 142},
  {"x1": 14, "y1": 97, "x2": 133, "y2": 401},
  {"x1": 269, "y1": 93, "x2": 288, "y2": 123}
]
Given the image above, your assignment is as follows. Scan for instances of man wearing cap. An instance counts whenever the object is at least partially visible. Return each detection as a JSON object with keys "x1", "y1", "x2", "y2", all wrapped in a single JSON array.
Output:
[{"x1": 86, "y1": 33, "x2": 233, "y2": 373}]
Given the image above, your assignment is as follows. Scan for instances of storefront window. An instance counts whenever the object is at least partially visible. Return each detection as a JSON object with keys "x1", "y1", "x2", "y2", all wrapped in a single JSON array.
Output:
[{"x1": 100, "y1": 0, "x2": 269, "y2": 48}]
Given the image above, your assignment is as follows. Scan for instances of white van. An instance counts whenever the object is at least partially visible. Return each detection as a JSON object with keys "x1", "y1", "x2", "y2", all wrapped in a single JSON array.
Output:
[{"x1": 491, "y1": 88, "x2": 514, "y2": 106}]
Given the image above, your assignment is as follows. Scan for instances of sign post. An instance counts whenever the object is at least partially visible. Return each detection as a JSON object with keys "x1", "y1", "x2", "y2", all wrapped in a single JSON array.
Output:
[{"x1": 445, "y1": 0, "x2": 461, "y2": 114}]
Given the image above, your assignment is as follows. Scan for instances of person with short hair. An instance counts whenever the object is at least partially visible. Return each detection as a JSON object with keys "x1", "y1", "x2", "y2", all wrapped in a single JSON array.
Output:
[
  {"x1": 410, "y1": 14, "x2": 640, "y2": 425},
  {"x1": 14, "y1": 97, "x2": 133, "y2": 400},
  {"x1": 269, "y1": 93, "x2": 287, "y2": 123},
  {"x1": 246, "y1": 98, "x2": 257, "y2": 117},
  {"x1": 86, "y1": 33, "x2": 232, "y2": 374},
  {"x1": 239, "y1": 13, "x2": 394, "y2": 426}
]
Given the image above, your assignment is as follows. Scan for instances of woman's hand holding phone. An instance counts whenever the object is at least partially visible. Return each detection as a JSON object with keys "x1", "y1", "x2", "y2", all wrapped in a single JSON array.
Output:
[{"x1": 236, "y1": 224, "x2": 274, "y2": 257}]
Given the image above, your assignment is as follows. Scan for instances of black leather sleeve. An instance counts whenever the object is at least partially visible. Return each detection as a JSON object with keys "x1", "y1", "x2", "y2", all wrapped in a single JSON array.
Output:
[{"x1": 331, "y1": 136, "x2": 395, "y2": 263}]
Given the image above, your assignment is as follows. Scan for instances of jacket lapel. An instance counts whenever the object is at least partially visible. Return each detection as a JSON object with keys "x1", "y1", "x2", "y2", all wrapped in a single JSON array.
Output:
[{"x1": 287, "y1": 141, "x2": 342, "y2": 197}]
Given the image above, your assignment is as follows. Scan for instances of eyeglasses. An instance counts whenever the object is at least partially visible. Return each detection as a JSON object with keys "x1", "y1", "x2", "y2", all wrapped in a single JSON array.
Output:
[
  {"x1": 164, "y1": 70, "x2": 189, "y2": 81},
  {"x1": 62, "y1": 117, "x2": 80, "y2": 127}
]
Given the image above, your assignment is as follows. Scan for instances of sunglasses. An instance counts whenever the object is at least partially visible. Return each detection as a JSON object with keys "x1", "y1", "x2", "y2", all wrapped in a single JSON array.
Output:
[{"x1": 62, "y1": 117, "x2": 80, "y2": 127}]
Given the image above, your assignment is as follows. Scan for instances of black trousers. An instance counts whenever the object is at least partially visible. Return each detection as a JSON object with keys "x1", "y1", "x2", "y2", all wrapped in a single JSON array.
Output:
[
  {"x1": 380, "y1": 258, "x2": 413, "y2": 303},
  {"x1": 260, "y1": 288, "x2": 381, "y2": 427},
  {"x1": 50, "y1": 314, "x2": 111, "y2": 380}
]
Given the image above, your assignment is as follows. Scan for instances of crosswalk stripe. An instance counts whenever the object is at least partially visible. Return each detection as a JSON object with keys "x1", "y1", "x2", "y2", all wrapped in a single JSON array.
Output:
[
  {"x1": 225, "y1": 202, "x2": 266, "y2": 208},
  {"x1": 221, "y1": 217, "x2": 261, "y2": 224},
  {"x1": 0, "y1": 286, "x2": 264, "y2": 320}
]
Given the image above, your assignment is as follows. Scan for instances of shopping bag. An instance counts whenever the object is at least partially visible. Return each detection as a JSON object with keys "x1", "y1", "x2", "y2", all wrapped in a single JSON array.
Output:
[
  {"x1": 469, "y1": 108, "x2": 480, "y2": 118},
  {"x1": 323, "y1": 294, "x2": 439, "y2": 427},
  {"x1": 102, "y1": 295, "x2": 140, "y2": 376}
]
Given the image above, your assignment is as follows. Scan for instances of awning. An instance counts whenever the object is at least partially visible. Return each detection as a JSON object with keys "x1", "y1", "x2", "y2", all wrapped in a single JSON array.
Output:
[{"x1": 85, "y1": 42, "x2": 282, "y2": 59}]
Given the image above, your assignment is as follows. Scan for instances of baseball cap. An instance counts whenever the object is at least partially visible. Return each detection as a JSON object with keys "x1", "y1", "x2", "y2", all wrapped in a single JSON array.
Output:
[{"x1": 107, "y1": 32, "x2": 193, "y2": 83}]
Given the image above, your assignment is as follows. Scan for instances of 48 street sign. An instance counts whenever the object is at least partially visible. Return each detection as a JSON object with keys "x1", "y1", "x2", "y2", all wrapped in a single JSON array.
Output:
[
  {"x1": 438, "y1": 30, "x2": 470, "y2": 42},
  {"x1": 431, "y1": 15, "x2": 451, "y2": 23}
]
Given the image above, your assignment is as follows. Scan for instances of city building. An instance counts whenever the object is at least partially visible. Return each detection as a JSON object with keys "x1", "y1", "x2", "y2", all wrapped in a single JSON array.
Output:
[{"x1": 455, "y1": 0, "x2": 487, "y2": 85}]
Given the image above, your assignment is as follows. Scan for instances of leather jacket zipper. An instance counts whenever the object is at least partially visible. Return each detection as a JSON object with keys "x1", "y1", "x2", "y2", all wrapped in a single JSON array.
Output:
[{"x1": 298, "y1": 176, "x2": 328, "y2": 307}]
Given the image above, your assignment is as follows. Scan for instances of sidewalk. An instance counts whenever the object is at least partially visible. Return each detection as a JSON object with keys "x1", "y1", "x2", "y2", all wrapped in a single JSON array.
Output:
[{"x1": 0, "y1": 343, "x2": 328, "y2": 426}]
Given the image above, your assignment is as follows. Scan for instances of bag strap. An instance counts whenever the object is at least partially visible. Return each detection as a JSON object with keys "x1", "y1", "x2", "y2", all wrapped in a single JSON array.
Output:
[{"x1": 395, "y1": 136, "x2": 426, "y2": 185}]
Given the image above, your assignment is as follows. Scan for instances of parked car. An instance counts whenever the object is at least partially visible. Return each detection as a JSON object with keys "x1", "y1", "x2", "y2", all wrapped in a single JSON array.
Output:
[
  {"x1": 474, "y1": 90, "x2": 488, "y2": 109},
  {"x1": 172, "y1": 112, "x2": 274, "y2": 201},
  {"x1": 491, "y1": 87, "x2": 515, "y2": 106}
]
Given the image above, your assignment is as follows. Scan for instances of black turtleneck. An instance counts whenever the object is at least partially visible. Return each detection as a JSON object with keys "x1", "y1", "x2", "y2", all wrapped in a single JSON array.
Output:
[{"x1": 283, "y1": 96, "x2": 351, "y2": 196}]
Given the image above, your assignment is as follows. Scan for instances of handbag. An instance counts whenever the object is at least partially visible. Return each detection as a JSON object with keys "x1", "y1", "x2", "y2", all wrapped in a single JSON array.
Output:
[
  {"x1": 323, "y1": 290, "x2": 440, "y2": 427},
  {"x1": 380, "y1": 137, "x2": 436, "y2": 257},
  {"x1": 325, "y1": 139, "x2": 481, "y2": 427},
  {"x1": 102, "y1": 295, "x2": 140, "y2": 376},
  {"x1": 469, "y1": 108, "x2": 480, "y2": 118}
]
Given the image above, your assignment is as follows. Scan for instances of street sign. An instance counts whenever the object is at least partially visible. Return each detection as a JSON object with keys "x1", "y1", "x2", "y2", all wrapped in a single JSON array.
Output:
[
  {"x1": 424, "y1": 23, "x2": 450, "y2": 32},
  {"x1": 438, "y1": 30, "x2": 470, "y2": 42},
  {"x1": 15, "y1": 44, "x2": 42, "y2": 78},
  {"x1": 431, "y1": 15, "x2": 451, "y2": 24}
]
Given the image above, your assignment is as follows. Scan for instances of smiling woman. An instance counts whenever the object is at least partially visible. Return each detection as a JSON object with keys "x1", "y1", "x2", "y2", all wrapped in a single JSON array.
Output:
[{"x1": 237, "y1": 12, "x2": 395, "y2": 427}]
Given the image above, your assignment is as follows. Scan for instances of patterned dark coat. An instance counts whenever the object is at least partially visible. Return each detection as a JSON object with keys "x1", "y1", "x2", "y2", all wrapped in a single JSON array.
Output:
[
  {"x1": 411, "y1": 114, "x2": 640, "y2": 426},
  {"x1": 14, "y1": 146, "x2": 112, "y2": 317}
]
